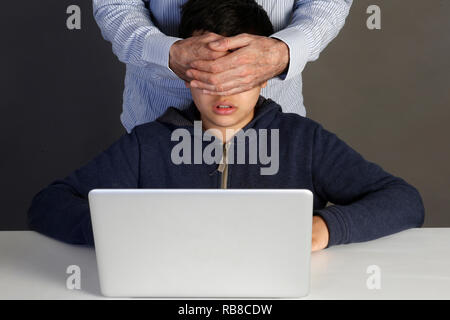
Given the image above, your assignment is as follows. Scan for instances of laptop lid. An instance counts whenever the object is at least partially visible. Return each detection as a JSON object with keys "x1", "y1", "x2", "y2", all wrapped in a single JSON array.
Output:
[{"x1": 88, "y1": 189, "x2": 313, "y2": 298}]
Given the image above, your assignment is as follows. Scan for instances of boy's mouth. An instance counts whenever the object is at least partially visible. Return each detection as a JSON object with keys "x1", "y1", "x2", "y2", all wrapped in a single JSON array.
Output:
[{"x1": 213, "y1": 102, "x2": 237, "y2": 115}]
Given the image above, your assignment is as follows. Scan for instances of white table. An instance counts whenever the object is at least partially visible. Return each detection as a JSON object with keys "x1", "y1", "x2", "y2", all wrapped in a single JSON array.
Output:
[{"x1": 1, "y1": 229, "x2": 449, "y2": 299}]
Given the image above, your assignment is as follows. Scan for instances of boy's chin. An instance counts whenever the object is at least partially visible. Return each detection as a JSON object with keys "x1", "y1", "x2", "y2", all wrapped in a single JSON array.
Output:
[
  {"x1": 209, "y1": 118, "x2": 238, "y2": 129},
  {"x1": 206, "y1": 116, "x2": 242, "y2": 131}
]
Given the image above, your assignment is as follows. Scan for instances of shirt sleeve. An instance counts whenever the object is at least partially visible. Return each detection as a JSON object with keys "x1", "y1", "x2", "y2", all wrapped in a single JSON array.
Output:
[
  {"x1": 310, "y1": 124, "x2": 425, "y2": 248},
  {"x1": 93, "y1": 0, "x2": 181, "y2": 79},
  {"x1": 271, "y1": 0, "x2": 353, "y2": 81},
  {"x1": 27, "y1": 131, "x2": 141, "y2": 246}
]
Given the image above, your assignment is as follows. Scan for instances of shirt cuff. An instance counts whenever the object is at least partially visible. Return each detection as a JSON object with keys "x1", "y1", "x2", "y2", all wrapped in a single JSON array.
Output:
[
  {"x1": 313, "y1": 206, "x2": 350, "y2": 248},
  {"x1": 271, "y1": 27, "x2": 311, "y2": 81},
  {"x1": 142, "y1": 33, "x2": 182, "y2": 80}
]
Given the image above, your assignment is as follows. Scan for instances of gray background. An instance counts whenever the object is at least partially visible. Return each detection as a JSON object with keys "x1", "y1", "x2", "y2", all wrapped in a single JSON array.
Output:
[{"x1": 0, "y1": 0, "x2": 449, "y2": 229}]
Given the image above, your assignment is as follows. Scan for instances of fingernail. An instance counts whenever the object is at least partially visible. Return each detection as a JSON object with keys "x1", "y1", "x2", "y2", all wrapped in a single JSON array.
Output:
[
  {"x1": 191, "y1": 82, "x2": 198, "y2": 88},
  {"x1": 186, "y1": 71, "x2": 193, "y2": 77}
]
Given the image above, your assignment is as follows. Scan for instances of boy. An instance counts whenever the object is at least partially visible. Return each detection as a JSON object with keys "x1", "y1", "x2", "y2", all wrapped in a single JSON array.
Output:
[{"x1": 28, "y1": 0, "x2": 424, "y2": 251}]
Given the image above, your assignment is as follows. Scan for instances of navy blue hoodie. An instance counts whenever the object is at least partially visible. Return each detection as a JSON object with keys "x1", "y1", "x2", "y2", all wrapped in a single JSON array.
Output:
[{"x1": 28, "y1": 97, "x2": 425, "y2": 247}]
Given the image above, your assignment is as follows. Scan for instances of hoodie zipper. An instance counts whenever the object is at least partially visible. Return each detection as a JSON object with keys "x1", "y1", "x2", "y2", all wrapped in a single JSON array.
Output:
[{"x1": 217, "y1": 142, "x2": 231, "y2": 189}]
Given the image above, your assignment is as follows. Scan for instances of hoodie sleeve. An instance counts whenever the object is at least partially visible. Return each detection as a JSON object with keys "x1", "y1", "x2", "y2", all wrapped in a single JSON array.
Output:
[
  {"x1": 311, "y1": 124, "x2": 425, "y2": 248},
  {"x1": 27, "y1": 131, "x2": 141, "y2": 246}
]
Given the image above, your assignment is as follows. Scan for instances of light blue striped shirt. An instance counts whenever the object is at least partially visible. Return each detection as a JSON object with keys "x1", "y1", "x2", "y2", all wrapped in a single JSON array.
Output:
[{"x1": 93, "y1": 0, "x2": 352, "y2": 132}]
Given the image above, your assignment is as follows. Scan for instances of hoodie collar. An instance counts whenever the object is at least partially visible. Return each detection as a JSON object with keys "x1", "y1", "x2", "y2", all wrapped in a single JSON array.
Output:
[{"x1": 157, "y1": 96, "x2": 281, "y2": 130}]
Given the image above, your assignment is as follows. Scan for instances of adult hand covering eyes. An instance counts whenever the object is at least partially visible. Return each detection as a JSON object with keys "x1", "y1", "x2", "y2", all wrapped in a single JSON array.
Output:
[
  {"x1": 169, "y1": 32, "x2": 229, "y2": 83},
  {"x1": 171, "y1": 33, "x2": 290, "y2": 96}
]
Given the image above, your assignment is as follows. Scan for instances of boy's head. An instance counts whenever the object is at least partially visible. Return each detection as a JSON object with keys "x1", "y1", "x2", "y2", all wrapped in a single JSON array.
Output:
[
  {"x1": 179, "y1": 0, "x2": 274, "y2": 39},
  {"x1": 179, "y1": 0, "x2": 274, "y2": 136}
]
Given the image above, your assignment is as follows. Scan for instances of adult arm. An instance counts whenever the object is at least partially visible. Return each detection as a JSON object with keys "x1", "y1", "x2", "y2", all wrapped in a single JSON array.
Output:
[
  {"x1": 272, "y1": 0, "x2": 354, "y2": 80},
  {"x1": 311, "y1": 124, "x2": 425, "y2": 248},
  {"x1": 93, "y1": 0, "x2": 181, "y2": 78},
  {"x1": 27, "y1": 132, "x2": 140, "y2": 246},
  {"x1": 93, "y1": 0, "x2": 227, "y2": 81}
]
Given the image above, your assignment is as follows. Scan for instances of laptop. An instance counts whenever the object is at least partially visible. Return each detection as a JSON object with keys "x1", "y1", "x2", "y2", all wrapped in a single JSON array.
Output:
[{"x1": 88, "y1": 189, "x2": 313, "y2": 298}]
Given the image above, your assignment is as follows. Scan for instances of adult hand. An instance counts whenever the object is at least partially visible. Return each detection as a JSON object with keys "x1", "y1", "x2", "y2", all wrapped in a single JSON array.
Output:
[
  {"x1": 311, "y1": 215, "x2": 330, "y2": 252},
  {"x1": 169, "y1": 32, "x2": 229, "y2": 82},
  {"x1": 187, "y1": 33, "x2": 290, "y2": 96}
]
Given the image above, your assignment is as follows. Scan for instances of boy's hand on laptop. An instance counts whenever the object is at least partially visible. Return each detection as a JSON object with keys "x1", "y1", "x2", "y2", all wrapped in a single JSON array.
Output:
[
  {"x1": 187, "y1": 34, "x2": 289, "y2": 96},
  {"x1": 311, "y1": 215, "x2": 329, "y2": 252},
  {"x1": 169, "y1": 32, "x2": 229, "y2": 82}
]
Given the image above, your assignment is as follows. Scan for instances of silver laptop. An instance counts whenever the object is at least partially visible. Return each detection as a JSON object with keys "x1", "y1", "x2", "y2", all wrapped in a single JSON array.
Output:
[{"x1": 88, "y1": 189, "x2": 313, "y2": 298}]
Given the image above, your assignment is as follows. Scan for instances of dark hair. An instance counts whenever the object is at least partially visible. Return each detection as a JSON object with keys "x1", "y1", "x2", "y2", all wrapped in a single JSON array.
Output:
[{"x1": 179, "y1": 0, "x2": 274, "y2": 39}]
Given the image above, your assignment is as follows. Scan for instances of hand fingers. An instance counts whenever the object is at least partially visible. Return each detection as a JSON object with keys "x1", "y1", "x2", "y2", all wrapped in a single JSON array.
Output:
[
  {"x1": 200, "y1": 32, "x2": 224, "y2": 42},
  {"x1": 191, "y1": 49, "x2": 251, "y2": 73},
  {"x1": 188, "y1": 65, "x2": 254, "y2": 91},
  {"x1": 202, "y1": 85, "x2": 253, "y2": 96},
  {"x1": 191, "y1": 59, "x2": 223, "y2": 74},
  {"x1": 189, "y1": 80, "x2": 217, "y2": 92},
  {"x1": 195, "y1": 44, "x2": 229, "y2": 61},
  {"x1": 208, "y1": 33, "x2": 254, "y2": 52},
  {"x1": 193, "y1": 77, "x2": 256, "y2": 96},
  {"x1": 187, "y1": 33, "x2": 228, "y2": 62}
]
